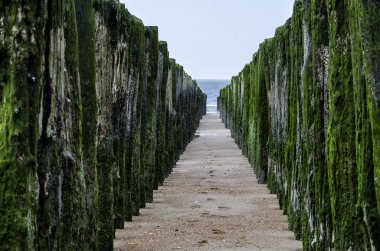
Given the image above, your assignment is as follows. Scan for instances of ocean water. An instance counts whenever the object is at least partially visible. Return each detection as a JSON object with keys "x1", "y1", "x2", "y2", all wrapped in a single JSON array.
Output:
[{"x1": 197, "y1": 79, "x2": 230, "y2": 114}]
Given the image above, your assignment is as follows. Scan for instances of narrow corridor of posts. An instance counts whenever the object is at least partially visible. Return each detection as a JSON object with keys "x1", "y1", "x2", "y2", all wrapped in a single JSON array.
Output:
[{"x1": 114, "y1": 114, "x2": 301, "y2": 250}]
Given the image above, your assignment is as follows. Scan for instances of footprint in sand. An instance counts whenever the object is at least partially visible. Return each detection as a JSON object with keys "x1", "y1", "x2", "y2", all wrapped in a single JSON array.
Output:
[
  {"x1": 198, "y1": 240, "x2": 208, "y2": 246},
  {"x1": 218, "y1": 206, "x2": 231, "y2": 211},
  {"x1": 212, "y1": 229, "x2": 225, "y2": 235}
]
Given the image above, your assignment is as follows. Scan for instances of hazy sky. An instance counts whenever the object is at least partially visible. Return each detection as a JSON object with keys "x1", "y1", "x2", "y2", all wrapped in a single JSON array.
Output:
[{"x1": 120, "y1": 0, "x2": 294, "y2": 79}]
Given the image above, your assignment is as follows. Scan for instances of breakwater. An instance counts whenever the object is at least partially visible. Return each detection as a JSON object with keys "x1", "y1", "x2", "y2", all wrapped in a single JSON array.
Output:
[
  {"x1": 0, "y1": 0, "x2": 206, "y2": 249},
  {"x1": 219, "y1": 0, "x2": 380, "y2": 249}
]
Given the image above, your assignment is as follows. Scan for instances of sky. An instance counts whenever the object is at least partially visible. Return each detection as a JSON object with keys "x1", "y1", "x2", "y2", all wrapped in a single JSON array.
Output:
[{"x1": 120, "y1": 0, "x2": 294, "y2": 80}]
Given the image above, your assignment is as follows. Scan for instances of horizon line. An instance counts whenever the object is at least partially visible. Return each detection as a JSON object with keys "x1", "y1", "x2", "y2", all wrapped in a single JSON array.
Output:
[{"x1": 195, "y1": 78, "x2": 230, "y2": 81}]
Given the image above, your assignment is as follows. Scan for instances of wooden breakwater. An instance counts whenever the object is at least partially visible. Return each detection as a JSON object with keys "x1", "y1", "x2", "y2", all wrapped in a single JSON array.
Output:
[
  {"x1": 219, "y1": 0, "x2": 380, "y2": 249},
  {"x1": 0, "y1": 1, "x2": 206, "y2": 249}
]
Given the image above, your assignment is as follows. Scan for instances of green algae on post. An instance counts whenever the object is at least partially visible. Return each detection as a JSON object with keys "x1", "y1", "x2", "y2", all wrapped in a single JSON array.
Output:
[
  {"x1": 219, "y1": 0, "x2": 380, "y2": 249},
  {"x1": 0, "y1": 0, "x2": 206, "y2": 250}
]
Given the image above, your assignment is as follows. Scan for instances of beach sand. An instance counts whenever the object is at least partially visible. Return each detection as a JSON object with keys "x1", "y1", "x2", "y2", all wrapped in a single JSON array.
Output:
[{"x1": 114, "y1": 114, "x2": 302, "y2": 251}]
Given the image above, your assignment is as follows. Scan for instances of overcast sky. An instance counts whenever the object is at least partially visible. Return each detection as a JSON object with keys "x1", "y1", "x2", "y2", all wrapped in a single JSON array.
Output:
[{"x1": 120, "y1": 0, "x2": 294, "y2": 79}]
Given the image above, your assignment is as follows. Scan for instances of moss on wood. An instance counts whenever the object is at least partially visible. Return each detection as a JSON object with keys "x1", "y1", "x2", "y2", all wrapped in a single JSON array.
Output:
[
  {"x1": 219, "y1": 0, "x2": 380, "y2": 249},
  {"x1": 0, "y1": 0, "x2": 206, "y2": 250}
]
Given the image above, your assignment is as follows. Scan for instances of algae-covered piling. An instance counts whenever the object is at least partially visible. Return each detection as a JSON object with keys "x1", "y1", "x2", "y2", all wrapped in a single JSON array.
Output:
[
  {"x1": 219, "y1": 0, "x2": 380, "y2": 249},
  {"x1": 0, "y1": 1, "x2": 206, "y2": 249}
]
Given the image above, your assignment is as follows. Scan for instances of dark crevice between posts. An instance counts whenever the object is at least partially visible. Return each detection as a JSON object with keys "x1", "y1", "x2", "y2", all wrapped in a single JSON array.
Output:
[
  {"x1": 0, "y1": 0, "x2": 206, "y2": 250},
  {"x1": 219, "y1": 0, "x2": 380, "y2": 249}
]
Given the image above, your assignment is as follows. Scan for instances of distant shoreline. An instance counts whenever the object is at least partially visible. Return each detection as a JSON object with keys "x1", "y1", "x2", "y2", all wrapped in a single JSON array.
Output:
[{"x1": 195, "y1": 79, "x2": 230, "y2": 82}]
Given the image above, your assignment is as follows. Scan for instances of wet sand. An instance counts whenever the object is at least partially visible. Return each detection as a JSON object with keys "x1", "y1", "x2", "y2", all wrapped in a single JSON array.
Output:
[{"x1": 114, "y1": 114, "x2": 302, "y2": 251}]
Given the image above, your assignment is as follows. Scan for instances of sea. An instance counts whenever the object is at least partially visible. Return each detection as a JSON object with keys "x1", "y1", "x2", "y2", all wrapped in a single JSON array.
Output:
[{"x1": 196, "y1": 79, "x2": 230, "y2": 114}]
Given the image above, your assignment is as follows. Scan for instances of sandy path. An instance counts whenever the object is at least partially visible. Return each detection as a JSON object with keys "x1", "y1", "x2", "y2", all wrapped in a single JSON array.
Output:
[{"x1": 114, "y1": 114, "x2": 302, "y2": 251}]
